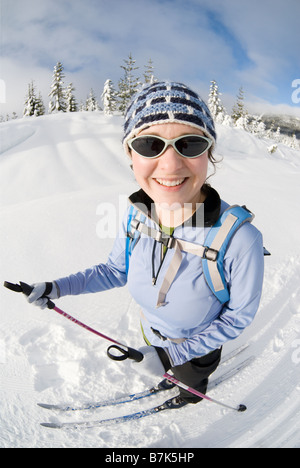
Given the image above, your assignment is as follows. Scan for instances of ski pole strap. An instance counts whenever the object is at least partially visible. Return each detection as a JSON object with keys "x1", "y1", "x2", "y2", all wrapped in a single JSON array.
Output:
[
  {"x1": 107, "y1": 344, "x2": 144, "y2": 362},
  {"x1": 3, "y1": 281, "x2": 55, "y2": 309}
]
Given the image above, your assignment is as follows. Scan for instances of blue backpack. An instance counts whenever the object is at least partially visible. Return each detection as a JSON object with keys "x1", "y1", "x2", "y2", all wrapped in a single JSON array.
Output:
[{"x1": 126, "y1": 204, "x2": 268, "y2": 305}]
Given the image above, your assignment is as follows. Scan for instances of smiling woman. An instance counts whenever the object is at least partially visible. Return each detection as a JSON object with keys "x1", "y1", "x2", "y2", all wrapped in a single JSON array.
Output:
[{"x1": 26, "y1": 81, "x2": 264, "y2": 409}]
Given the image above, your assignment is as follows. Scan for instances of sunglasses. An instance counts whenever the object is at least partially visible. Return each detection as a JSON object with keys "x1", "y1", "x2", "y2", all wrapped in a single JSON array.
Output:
[{"x1": 127, "y1": 134, "x2": 212, "y2": 159}]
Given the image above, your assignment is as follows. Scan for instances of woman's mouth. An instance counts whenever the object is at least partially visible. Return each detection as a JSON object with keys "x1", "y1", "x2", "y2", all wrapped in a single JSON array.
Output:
[{"x1": 155, "y1": 178, "x2": 186, "y2": 187}]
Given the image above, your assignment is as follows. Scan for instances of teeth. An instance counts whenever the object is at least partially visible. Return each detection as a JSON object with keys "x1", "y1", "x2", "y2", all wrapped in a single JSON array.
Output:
[{"x1": 156, "y1": 178, "x2": 185, "y2": 187}]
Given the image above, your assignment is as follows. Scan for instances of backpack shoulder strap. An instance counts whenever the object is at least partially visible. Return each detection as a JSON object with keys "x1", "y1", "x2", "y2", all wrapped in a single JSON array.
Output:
[
  {"x1": 202, "y1": 205, "x2": 254, "y2": 304},
  {"x1": 125, "y1": 206, "x2": 145, "y2": 274}
]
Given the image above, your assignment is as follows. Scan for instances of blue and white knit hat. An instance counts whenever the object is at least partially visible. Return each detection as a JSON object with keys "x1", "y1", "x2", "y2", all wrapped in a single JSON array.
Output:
[{"x1": 123, "y1": 81, "x2": 216, "y2": 155}]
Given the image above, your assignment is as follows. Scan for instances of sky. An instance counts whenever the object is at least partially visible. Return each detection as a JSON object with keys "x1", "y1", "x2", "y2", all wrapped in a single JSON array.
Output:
[{"x1": 0, "y1": 0, "x2": 299, "y2": 118}]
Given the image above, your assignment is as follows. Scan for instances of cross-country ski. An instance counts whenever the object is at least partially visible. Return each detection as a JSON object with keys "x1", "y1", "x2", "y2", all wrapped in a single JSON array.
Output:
[{"x1": 40, "y1": 356, "x2": 253, "y2": 429}]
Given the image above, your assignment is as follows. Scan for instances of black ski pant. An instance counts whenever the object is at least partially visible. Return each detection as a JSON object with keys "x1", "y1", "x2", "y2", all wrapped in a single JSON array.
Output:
[{"x1": 156, "y1": 346, "x2": 222, "y2": 404}]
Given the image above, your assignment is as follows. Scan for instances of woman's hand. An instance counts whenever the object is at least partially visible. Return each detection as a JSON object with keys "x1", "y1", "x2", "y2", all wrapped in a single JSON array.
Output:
[{"x1": 27, "y1": 282, "x2": 59, "y2": 309}]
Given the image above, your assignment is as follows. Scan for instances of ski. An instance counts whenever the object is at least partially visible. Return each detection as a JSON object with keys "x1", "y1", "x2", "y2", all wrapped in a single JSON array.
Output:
[
  {"x1": 40, "y1": 399, "x2": 174, "y2": 429},
  {"x1": 38, "y1": 378, "x2": 176, "y2": 412},
  {"x1": 38, "y1": 343, "x2": 249, "y2": 412},
  {"x1": 40, "y1": 355, "x2": 254, "y2": 429}
]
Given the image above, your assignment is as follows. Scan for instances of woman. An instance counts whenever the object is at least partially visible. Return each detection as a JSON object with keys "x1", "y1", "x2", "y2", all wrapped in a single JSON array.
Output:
[{"x1": 28, "y1": 82, "x2": 264, "y2": 408}]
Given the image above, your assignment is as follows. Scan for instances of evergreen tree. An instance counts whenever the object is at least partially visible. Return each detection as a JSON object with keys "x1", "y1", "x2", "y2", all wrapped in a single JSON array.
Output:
[
  {"x1": 231, "y1": 86, "x2": 247, "y2": 124},
  {"x1": 143, "y1": 58, "x2": 156, "y2": 84},
  {"x1": 250, "y1": 116, "x2": 266, "y2": 138},
  {"x1": 118, "y1": 53, "x2": 140, "y2": 115},
  {"x1": 274, "y1": 126, "x2": 281, "y2": 142},
  {"x1": 235, "y1": 114, "x2": 249, "y2": 131},
  {"x1": 66, "y1": 83, "x2": 78, "y2": 112},
  {"x1": 85, "y1": 88, "x2": 101, "y2": 111},
  {"x1": 208, "y1": 80, "x2": 225, "y2": 123},
  {"x1": 48, "y1": 61, "x2": 67, "y2": 113},
  {"x1": 23, "y1": 81, "x2": 37, "y2": 116},
  {"x1": 79, "y1": 101, "x2": 86, "y2": 112},
  {"x1": 101, "y1": 79, "x2": 117, "y2": 115},
  {"x1": 266, "y1": 120, "x2": 275, "y2": 139},
  {"x1": 289, "y1": 134, "x2": 299, "y2": 150},
  {"x1": 23, "y1": 81, "x2": 45, "y2": 117},
  {"x1": 35, "y1": 92, "x2": 46, "y2": 116}
]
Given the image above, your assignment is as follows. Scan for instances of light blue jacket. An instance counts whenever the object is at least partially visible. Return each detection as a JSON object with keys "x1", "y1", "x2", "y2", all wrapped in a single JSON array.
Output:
[{"x1": 56, "y1": 187, "x2": 264, "y2": 367}]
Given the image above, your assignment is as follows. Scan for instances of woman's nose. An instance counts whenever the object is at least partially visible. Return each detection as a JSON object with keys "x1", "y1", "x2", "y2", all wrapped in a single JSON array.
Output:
[{"x1": 158, "y1": 145, "x2": 184, "y2": 171}]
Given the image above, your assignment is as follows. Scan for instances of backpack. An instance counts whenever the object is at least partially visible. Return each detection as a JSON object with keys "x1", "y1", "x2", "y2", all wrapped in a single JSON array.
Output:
[{"x1": 125, "y1": 204, "x2": 268, "y2": 306}]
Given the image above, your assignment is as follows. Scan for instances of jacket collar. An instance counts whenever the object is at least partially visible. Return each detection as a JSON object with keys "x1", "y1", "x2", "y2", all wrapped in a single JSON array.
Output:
[{"x1": 128, "y1": 185, "x2": 221, "y2": 228}]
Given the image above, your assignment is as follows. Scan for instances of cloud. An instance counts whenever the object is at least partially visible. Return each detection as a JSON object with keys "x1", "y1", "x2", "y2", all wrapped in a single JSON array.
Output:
[
  {"x1": 205, "y1": 0, "x2": 300, "y2": 100},
  {"x1": 0, "y1": 0, "x2": 299, "y2": 117}
]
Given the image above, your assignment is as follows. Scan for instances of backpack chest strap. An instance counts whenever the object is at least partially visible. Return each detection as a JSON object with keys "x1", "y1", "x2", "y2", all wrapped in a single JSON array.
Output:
[
  {"x1": 131, "y1": 218, "x2": 217, "y2": 260},
  {"x1": 130, "y1": 218, "x2": 218, "y2": 308}
]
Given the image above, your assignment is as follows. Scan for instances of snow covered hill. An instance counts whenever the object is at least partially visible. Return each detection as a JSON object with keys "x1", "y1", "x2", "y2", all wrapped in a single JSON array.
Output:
[{"x1": 0, "y1": 113, "x2": 299, "y2": 448}]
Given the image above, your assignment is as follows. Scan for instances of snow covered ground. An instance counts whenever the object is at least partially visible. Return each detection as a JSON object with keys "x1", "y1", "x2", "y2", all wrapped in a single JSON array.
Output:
[{"x1": 0, "y1": 112, "x2": 299, "y2": 448}]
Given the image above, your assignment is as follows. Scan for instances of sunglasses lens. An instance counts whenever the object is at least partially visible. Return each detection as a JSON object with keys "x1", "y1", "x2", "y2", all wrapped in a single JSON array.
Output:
[
  {"x1": 175, "y1": 136, "x2": 209, "y2": 157},
  {"x1": 130, "y1": 137, "x2": 165, "y2": 157}
]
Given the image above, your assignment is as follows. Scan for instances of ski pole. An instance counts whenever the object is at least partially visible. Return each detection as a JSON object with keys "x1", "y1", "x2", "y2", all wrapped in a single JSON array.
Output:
[
  {"x1": 3, "y1": 281, "x2": 143, "y2": 363},
  {"x1": 164, "y1": 372, "x2": 247, "y2": 413}
]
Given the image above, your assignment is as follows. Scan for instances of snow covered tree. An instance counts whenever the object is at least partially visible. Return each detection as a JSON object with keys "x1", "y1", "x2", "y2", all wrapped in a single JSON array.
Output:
[
  {"x1": 143, "y1": 58, "x2": 156, "y2": 84},
  {"x1": 249, "y1": 115, "x2": 266, "y2": 138},
  {"x1": 85, "y1": 88, "x2": 101, "y2": 111},
  {"x1": 289, "y1": 134, "x2": 299, "y2": 150},
  {"x1": 208, "y1": 80, "x2": 225, "y2": 122},
  {"x1": 65, "y1": 83, "x2": 78, "y2": 112},
  {"x1": 48, "y1": 61, "x2": 67, "y2": 113},
  {"x1": 23, "y1": 81, "x2": 45, "y2": 117},
  {"x1": 35, "y1": 92, "x2": 45, "y2": 116},
  {"x1": 235, "y1": 114, "x2": 249, "y2": 131},
  {"x1": 222, "y1": 114, "x2": 233, "y2": 127},
  {"x1": 23, "y1": 81, "x2": 37, "y2": 117},
  {"x1": 101, "y1": 79, "x2": 117, "y2": 115},
  {"x1": 231, "y1": 86, "x2": 248, "y2": 124},
  {"x1": 118, "y1": 53, "x2": 140, "y2": 115},
  {"x1": 267, "y1": 143, "x2": 278, "y2": 154},
  {"x1": 266, "y1": 120, "x2": 275, "y2": 139},
  {"x1": 274, "y1": 126, "x2": 281, "y2": 142},
  {"x1": 79, "y1": 101, "x2": 86, "y2": 112}
]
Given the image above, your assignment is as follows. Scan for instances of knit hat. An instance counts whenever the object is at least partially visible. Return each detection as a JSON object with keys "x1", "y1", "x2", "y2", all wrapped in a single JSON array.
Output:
[{"x1": 123, "y1": 81, "x2": 216, "y2": 156}]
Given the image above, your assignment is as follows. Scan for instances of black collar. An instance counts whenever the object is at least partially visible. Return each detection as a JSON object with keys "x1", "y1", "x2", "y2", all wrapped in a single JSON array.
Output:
[{"x1": 129, "y1": 185, "x2": 221, "y2": 228}]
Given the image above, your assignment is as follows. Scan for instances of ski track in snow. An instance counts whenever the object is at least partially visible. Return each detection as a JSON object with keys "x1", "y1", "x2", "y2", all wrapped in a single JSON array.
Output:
[{"x1": 0, "y1": 113, "x2": 299, "y2": 448}]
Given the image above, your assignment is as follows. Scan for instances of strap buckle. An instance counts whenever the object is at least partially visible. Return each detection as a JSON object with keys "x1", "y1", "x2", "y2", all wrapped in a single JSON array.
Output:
[
  {"x1": 127, "y1": 218, "x2": 140, "y2": 239},
  {"x1": 203, "y1": 246, "x2": 218, "y2": 261},
  {"x1": 151, "y1": 327, "x2": 167, "y2": 341},
  {"x1": 160, "y1": 235, "x2": 175, "y2": 249}
]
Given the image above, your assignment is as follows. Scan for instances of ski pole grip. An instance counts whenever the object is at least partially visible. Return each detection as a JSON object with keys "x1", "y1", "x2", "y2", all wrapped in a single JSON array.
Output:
[
  {"x1": 19, "y1": 281, "x2": 56, "y2": 309},
  {"x1": 3, "y1": 281, "x2": 23, "y2": 293},
  {"x1": 107, "y1": 345, "x2": 144, "y2": 362},
  {"x1": 3, "y1": 280, "x2": 55, "y2": 309}
]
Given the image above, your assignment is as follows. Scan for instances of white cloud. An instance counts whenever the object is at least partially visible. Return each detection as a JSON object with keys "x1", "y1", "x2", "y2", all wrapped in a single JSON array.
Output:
[{"x1": 1, "y1": 0, "x2": 299, "y2": 117}]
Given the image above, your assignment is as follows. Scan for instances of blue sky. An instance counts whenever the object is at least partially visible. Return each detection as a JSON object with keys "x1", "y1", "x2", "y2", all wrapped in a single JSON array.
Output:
[{"x1": 1, "y1": 0, "x2": 299, "y2": 116}]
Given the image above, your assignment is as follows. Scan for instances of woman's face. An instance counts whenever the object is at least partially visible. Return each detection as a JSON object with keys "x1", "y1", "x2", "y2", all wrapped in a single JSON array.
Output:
[{"x1": 131, "y1": 123, "x2": 209, "y2": 210}]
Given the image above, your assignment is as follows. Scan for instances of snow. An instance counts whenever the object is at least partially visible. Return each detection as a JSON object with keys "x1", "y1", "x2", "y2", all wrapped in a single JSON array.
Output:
[{"x1": 0, "y1": 112, "x2": 299, "y2": 448}]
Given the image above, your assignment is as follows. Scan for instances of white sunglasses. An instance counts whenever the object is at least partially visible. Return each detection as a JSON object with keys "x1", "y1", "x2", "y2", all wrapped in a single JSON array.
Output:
[{"x1": 128, "y1": 134, "x2": 212, "y2": 159}]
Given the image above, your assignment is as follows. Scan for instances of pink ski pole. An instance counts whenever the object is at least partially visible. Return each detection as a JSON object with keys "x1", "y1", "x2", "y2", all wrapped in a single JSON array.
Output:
[
  {"x1": 4, "y1": 281, "x2": 143, "y2": 363},
  {"x1": 164, "y1": 372, "x2": 247, "y2": 412}
]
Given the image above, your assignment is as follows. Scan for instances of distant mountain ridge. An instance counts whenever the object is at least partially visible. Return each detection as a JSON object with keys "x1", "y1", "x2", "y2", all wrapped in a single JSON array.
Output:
[{"x1": 260, "y1": 114, "x2": 300, "y2": 139}]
